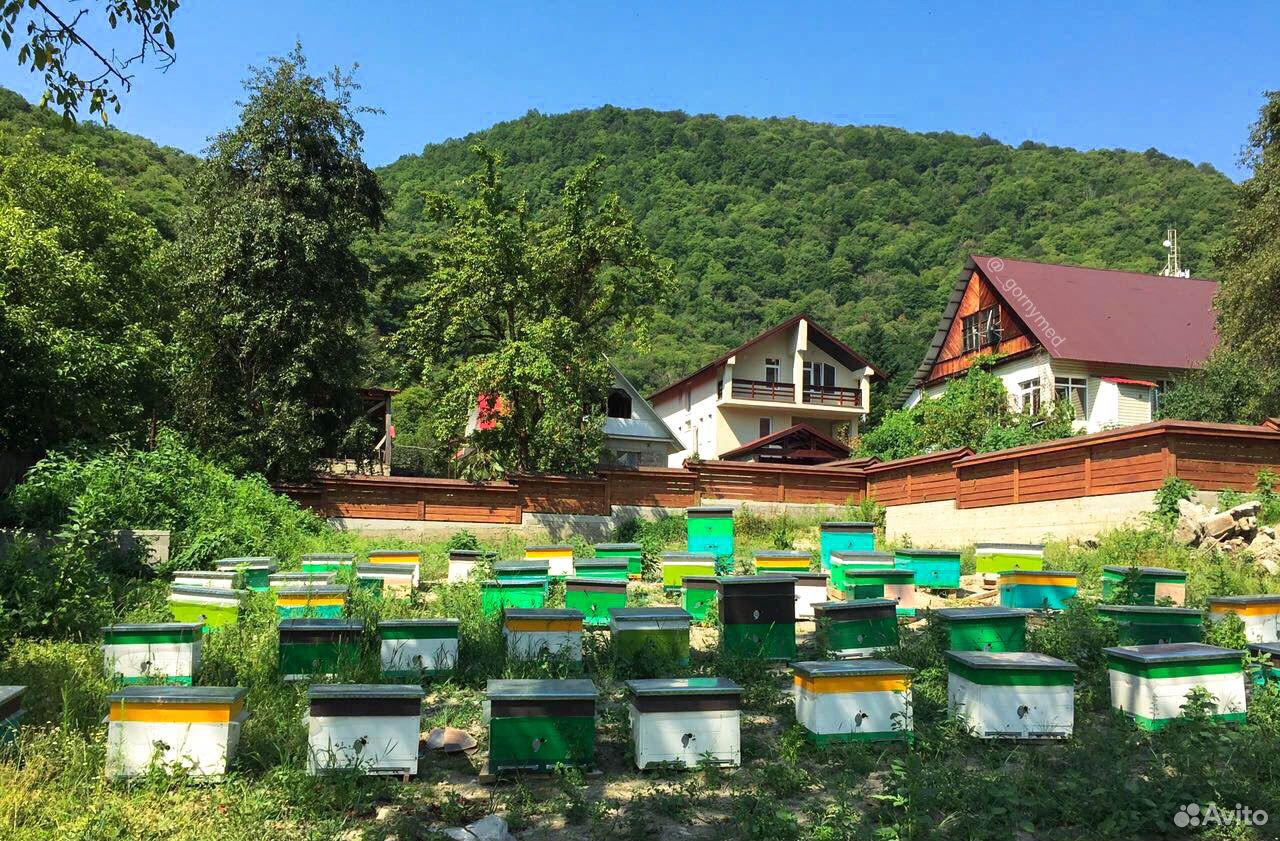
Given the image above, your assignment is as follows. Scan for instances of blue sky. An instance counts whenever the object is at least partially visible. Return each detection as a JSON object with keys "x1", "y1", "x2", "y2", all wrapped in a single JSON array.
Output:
[{"x1": 1, "y1": 1, "x2": 1277, "y2": 178}]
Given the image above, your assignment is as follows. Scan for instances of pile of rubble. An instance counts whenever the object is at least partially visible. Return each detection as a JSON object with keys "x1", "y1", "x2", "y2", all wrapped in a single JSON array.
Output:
[{"x1": 1172, "y1": 498, "x2": 1280, "y2": 573}]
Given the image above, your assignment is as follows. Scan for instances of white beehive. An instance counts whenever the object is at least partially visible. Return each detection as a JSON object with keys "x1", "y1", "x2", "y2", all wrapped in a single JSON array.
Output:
[
  {"x1": 1208, "y1": 595, "x2": 1280, "y2": 644},
  {"x1": 104, "y1": 686, "x2": 249, "y2": 778},
  {"x1": 377, "y1": 618, "x2": 460, "y2": 677},
  {"x1": 503, "y1": 608, "x2": 584, "y2": 661},
  {"x1": 792, "y1": 659, "x2": 914, "y2": 744},
  {"x1": 101, "y1": 622, "x2": 204, "y2": 685},
  {"x1": 789, "y1": 572, "x2": 830, "y2": 621},
  {"x1": 627, "y1": 678, "x2": 742, "y2": 769},
  {"x1": 1104, "y1": 643, "x2": 1247, "y2": 730},
  {"x1": 447, "y1": 549, "x2": 483, "y2": 583},
  {"x1": 946, "y1": 651, "x2": 1077, "y2": 739},
  {"x1": 306, "y1": 684, "x2": 425, "y2": 776}
]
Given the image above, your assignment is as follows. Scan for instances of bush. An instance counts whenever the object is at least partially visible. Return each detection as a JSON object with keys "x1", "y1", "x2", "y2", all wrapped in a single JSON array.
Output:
[{"x1": 1153, "y1": 476, "x2": 1196, "y2": 523}]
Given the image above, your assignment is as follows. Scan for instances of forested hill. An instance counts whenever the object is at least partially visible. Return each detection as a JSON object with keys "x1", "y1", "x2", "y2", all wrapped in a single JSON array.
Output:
[{"x1": 375, "y1": 106, "x2": 1239, "y2": 397}]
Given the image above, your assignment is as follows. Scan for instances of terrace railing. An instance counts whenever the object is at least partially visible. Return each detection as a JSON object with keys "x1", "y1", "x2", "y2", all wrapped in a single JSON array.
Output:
[
  {"x1": 730, "y1": 379, "x2": 795, "y2": 403},
  {"x1": 802, "y1": 384, "x2": 862, "y2": 408}
]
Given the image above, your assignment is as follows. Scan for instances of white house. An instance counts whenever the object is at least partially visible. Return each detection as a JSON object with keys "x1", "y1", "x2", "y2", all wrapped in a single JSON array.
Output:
[{"x1": 601, "y1": 362, "x2": 683, "y2": 468}]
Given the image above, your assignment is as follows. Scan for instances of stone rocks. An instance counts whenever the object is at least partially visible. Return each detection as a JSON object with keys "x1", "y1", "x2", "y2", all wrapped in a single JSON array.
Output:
[
  {"x1": 1204, "y1": 512, "x2": 1238, "y2": 540},
  {"x1": 1173, "y1": 495, "x2": 1278, "y2": 566},
  {"x1": 442, "y1": 815, "x2": 517, "y2": 841}
]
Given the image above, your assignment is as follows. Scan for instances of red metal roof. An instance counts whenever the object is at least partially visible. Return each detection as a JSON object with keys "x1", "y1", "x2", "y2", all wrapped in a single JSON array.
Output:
[{"x1": 1101, "y1": 376, "x2": 1156, "y2": 387}]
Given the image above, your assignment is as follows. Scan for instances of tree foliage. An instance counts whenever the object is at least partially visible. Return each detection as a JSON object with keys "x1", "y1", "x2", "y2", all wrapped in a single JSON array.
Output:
[
  {"x1": 173, "y1": 45, "x2": 385, "y2": 481},
  {"x1": 397, "y1": 147, "x2": 672, "y2": 476}
]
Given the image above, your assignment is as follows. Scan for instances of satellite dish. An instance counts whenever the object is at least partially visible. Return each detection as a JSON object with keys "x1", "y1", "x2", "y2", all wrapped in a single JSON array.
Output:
[{"x1": 1162, "y1": 239, "x2": 1172, "y2": 247}]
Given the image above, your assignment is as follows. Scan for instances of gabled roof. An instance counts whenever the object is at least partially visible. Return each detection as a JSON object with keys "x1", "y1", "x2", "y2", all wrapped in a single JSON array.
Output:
[
  {"x1": 604, "y1": 360, "x2": 682, "y2": 450},
  {"x1": 897, "y1": 255, "x2": 1220, "y2": 405},
  {"x1": 718, "y1": 422, "x2": 850, "y2": 463},
  {"x1": 649, "y1": 314, "x2": 885, "y2": 404}
]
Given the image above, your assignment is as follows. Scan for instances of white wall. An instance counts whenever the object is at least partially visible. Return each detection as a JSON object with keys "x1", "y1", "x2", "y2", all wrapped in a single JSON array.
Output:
[{"x1": 654, "y1": 376, "x2": 721, "y2": 467}]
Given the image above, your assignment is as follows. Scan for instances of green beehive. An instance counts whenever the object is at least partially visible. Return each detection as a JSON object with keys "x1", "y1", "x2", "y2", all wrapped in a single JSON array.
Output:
[
  {"x1": 819, "y1": 522, "x2": 876, "y2": 569},
  {"x1": 841, "y1": 568, "x2": 916, "y2": 616},
  {"x1": 593, "y1": 543, "x2": 644, "y2": 579},
  {"x1": 480, "y1": 578, "x2": 547, "y2": 616},
  {"x1": 1101, "y1": 565, "x2": 1187, "y2": 606},
  {"x1": 300, "y1": 553, "x2": 355, "y2": 575},
  {"x1": 934, "y1": 607, "x2": 1029, "y2": 652},
  {"x1": 564, "y1": 577, "x2": 628, "y2": 627},
  {"x1": 275, "y1": 584, "x2": 347, "y2": 619},
  {"x1": 571, "y1": 558, "x2": 630, "y2": 580},
  {"x1": 813, "y1": 599, "x2": 900, "y2": 658},
  {"x1": 682, "y1": 575, "x2": 720, "y2": 621},
  {"x1": 495, "y1": 560, "x2": 550, "y2": 585},
  {"x1": 1097, "y1": 605, "x2": 1203, "y2": 645},
  {"x1": 753, "y1": 550, "x2": 811, "y2": 574},
  {"x1": 686, "y1": 506, "x2": 734, "y2": 569},
  {"x1": 0, "y1": 686, "x2": 27, "y2": 747},
  {"x1": 277, "y1": 618, "x2": 365, "y2": 682},
  {"x1": 894, "y1": 548, "x2": 961, "y2": 590},
  {"x1": 830, "y1": 551, "x2": 896, "y2": 592},
  {"x1": 486, "y1": 679, "x2": 597, "y2": 771},
  {"x1": 214, "y1": 557, "x2": 276, "y2": 592},
  {"x1": 974, "y1": 543, "x2": 1044, "y2": 575},
  {"x1": 378, "y1": 618, "x2": 459, "y2": 678},
  {"x1": 1248, "y1": 642, "x2": 1280, "y2": 684},
  {"x1": 609, "y1": 607, "x2": 692, "y2": 668},
  {"x1": 998, "y1": 570, "x2": 1078, "y2": 611},
  {"x1": 718, "y1": 575, "x2": 796, "y2": 660},
  {"x1": 662, "y1": 552, "x2": 717, "y2": 590},
  {"x1": 168, "y1": 584, "x2": 246, "y2": 629}
]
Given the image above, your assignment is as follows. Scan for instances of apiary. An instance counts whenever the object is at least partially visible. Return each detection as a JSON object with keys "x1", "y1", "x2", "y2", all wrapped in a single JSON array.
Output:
[
  {"x1": 306, "y1": 684, "x2": 424, "y2": 776},
  {"x1": 563, "y1": 577, "x2": 628, "y2": 627},
  {"x1": 366, "y1": 549, "x2": 422, "y2": 587},
  {"x1": 104, "y1": 685, "x2": 248, "y2": 778},
  {"x1": 169, "y1": 585, "x2": 246, "y2": 629},
  {"x1": 172, "y1": 569, "x2": 241, "y2": 589},
  {"x1": 681, "y1": 575, "x2": 720, "y2": 621},
  {"x1": 790, "y1": 571, "x2": 830, "y2": 620},
  {"x1": 813, "y1": 599, "x2": 899, "y2": 658},
  {"x1": 480, "y1": 578, "x2": 547, "y2": 616},
  {"x1": 378, "y1": 618, "x2": 459, "y2": 677},
  {"x1": 1097, "y1": 604, "x2": 1203, "y2": 645},
  {"x1": 275, "y1": 584, "x2": 347, "y2": 619},
  {"x1": 894, "y1": 548, "x2": 961, "y2": 590},
  {"x1": 571, "y1": 557, "x2": 630, "y2": 580},
  {"x1": 214, "y1": 557, "x2": 276, "y2": 591},
  {"x1": 686, "y1": 506, "x2": 734, "y2": 569},
  {"x1": 946, "y1": 651, "x2": 1077, "y2": 739},
  {"x1": 934, "y1": 607, "x2": 1029, "y2": 652},
  {"x1": 102, "y1": 622, "x2": 203, "y2": 685},
  {"x1": 503, "y1": 608, "x2": 584, "y2": 661},
  {"x1": 300, "y1": 552, "x2": 354, "y2": 575},
  {"x1": 0, "y1": 686, "x2": 27, "y2": 747},
  {"x1": 609, "y1": 607, "x2": 692, "y2": 668},
  {"x1": 974, "y1": 543, "x2": 1045, "y2": 575},
  {"x1": 447, "y1": 549, "x2": 483, "y2": 583},
  {"x1": 593, "y1": 542, "x2": 644, "y2": 579},
  {"x1": 718, "y1": 575, "x2": 796, "y2": 660},
  {"x1": 792, "y1": 659, "x2": 914, "y2": 744},
  {"x1": 277, "y1": 618, "x2": 365, "y2": 681},
  {"x1": 486, "y1": 679, "x2": 597, "y2": 771},
  {"x1": 1105, "y1": 643, "x2": 1246, "y2": 730},
  {"x1": 267, "y1": 572, "x2": 335, "y2": 589},
  {"x1": 998, "y1": 570, "x2": 1078, "y2": 611},
  {"x1": 662, "y1": 552, "x2": 717, "y2": 590},
  {"x1": 627, "y1": 678, "x2": 743, "y2": 769},
  {"x1": 524, "y1": 544, "x2": 575, "y2": 579},
  {"x1": 1101, "y1": 565, "x2": 1187, "y2": 606},
  {"x1": 753, "y1": 550, "x2": 811, "y2": 574},
  {"x1": 495, "y1": 560, "x2": 550, "y2": 584},
  {"x1": 818, "y1": 522, "x2": 876, "y2": 569},
  {"x1": 840, "y1": 568, "x2": 916, "y2": 616},
  {"x1": 354, "y1": 563, "x2": 417, "y2": 599},
  {"x1": 1207, "y1": 595, "x2": 1280, "y2": 644}
]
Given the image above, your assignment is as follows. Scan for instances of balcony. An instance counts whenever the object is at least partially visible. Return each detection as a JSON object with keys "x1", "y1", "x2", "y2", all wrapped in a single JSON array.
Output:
[
  {"x1": 803, "y1": 384, "x2": 862, "y2": 408},
  {"x1": 730, "y1": 378, "x2": 795, "y2": 403}
]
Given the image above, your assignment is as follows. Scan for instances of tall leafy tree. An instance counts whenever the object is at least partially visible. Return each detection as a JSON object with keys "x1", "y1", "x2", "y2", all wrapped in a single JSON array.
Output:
[
  {"x1": 398, "y1": 147, "x2": 672, "y2": 477},
  {"x1": 174, "y1": 45, "x2": 384, "y2": 481}
]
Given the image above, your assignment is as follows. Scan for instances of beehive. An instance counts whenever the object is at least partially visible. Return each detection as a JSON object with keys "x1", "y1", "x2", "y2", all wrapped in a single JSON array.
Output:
[
  {"x1": 378, "y1": 618, "x2": 459, "y2": 677},
  {"x1": 571, "y1": 557, "x2": 629, "y2": 580},
  {"x1": 354, "y1": 563, "x2": 416, "y2": 599},
  {"x1": 790, "y1": 571, "x2": 830, "y2": 620},
  {"x1": 563, "y1": 577, "x2": 628, "y2": 627},
  {"x1": 104, "y1": 686, "x2": 248, "y2": 778},
  {"x1": 306, "y1": 684, "x2": 425, "y2": 776},
  {"x1": 1105, "y1": 643, "x2": 1246, "y2": 730},
  {"x1": 946, "y1": 651, "x2": 1077, "y2": 739},
  {"x1": 627, "y1": 678, "x2": 743, "y2": 769},
  {"x1": 277, "y1": 618, "x2": 365, "y2": 681},
  {"x1": 168, "y1": 585, "x2": 246, "y2": 629},
  {"x1": 681, "y1": 575, "x2": 720, "y2": 621},
  {"x1": 447, "y1": 549, "x2": 483, "y2": 583},
  {"x1": 818, "y1": 522, "x2": 876, "y2": 569},
  {"x1": 480, "y1": 578, "x2": 547, "y2": 615},
  {"x1": 300, "y1": 553, "x2": 354, "y2": 575},
  {"x1": 974, "y1": 543, "x2": 1045, "y2": 575},
  {"x1": 1097, "y1": 604, "x2": 1203, "y2": 645},
  {"x1": 503, "y1": 608, "x2": 584, "y2": 661},
  {"x1": 662, "y1": 552, "x2": 717, "y2": 590},
  {"x1": 1208, "y1": 595, "x2": 1280, "y2": 644},
  {"x1": 593, "y1": 542, "x2": 643, "y2": 579},
  {"x1": 1248, "y1": 642, "x2": 1280, "y2": 683},
  {"x1": 753, "y1": 550, "x2": 811, "y2": 574},
  {"x1": 366, "y1": 549, "x2": 422, "y2": 587},
  {"x1": 486, "y1": 679, "x2": 597, "y2": 771},
  {"x1": 813, "y1": 599, "x2": 899, "y2": 658},
  {"x1": 524, "y1": 544, "x2": 574, "y2": 578},
  {"x1": 686, "y1": 506, "x2": 734, "y2": 568},
  {"x1": 267, "y1": 572, "x2": 336, "y2": 589},
  {"x1": 894, "y1": 548, "x2": 961, "y2": 590},
  {"x1": 718, "y1": 575, "x2": 796, "y2": 660},
  {"x1": 102, "y1": 622, "x2": 203, "y2": 685},
  {"x1": 840, "y1": 568, "x2": 916, "y2": 616},
  {"x1": 214, "y1": 557, "x2": 276, "y2": 592},
  {"x1": 0, "y1": 686, "x2": 27, "y2": 747},
  {"x1": 998, "y1": 570, "x2": 1078, "y2": 611},
  {"x1": 494, "y1": 560, "x2": 550, "y2": 584},
  {"x1": 1101, "y1": 565, "x2": 1187, "y2": 606},
  {"x1": 609, "y1": 607, "x2": 692, "y2": 668},
  {"x1": 792, "y1": 659, "x2": 914, "y2": 744},
  {"x1": 275, "y1": 584, "x2": 347, "y2": 619},
  {"x1": 172, "y1": 569, "x2": 241, "y2": 589},
  {"x1": 934, "y1": 607, "x2": 1029, "y2": 652}
]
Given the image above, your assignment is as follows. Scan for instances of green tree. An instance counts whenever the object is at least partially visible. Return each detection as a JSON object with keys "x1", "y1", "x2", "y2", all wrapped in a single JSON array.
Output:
[
  {"x1": 397, "y1": 147, "x2": 672, "y2": 477},
  {"x1": 1156, "y1": 349, "x2": 1267, "y2": 424},
  {"x1": 173, "y1": 46, "x2": 385, "y2": 481}
]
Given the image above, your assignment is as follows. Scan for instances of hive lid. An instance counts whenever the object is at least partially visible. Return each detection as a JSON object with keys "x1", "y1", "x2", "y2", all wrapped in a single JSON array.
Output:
[
  {"x1": 106, "y1": 685, "x2": 247, "y2": 704},
  {"x1": 368, "y1": 549, "x2": 421, "y2": 557},
  {"x1": 945, "y1": 651, "x2": 1077, "y2": 671},
  {"x1": 608, "y1": 607, "x2": 692, "y2": 621},
  {"x1": 686, "y1": 506, "x2": 733, "y2": 516},
  {"x1": 934, "y1": 607, "x2": 1029, "y2": 622},
  {"x1": 169, "y1": 584, "x2": 246, "y2": 599},
  {"x1": 787, "y1": 572, "x2": 830, "y2": 584},
  {"x1": 594, "y1": 543, "x2": 641, "y2": 551},
  {"x1": 564, "y1": 576, "x2": 627, "y2": 589},
  {"x1": 300, "y1": 553, "x2": 354, "y2": 561},
  {"x1": 480, "y1": 578, "x2": 547, "y2": 588},
  {"x1": 102, "y1": 622, "x2": 204, "y2": 634},
  {"x1": 278, "y1": 618, "x2": 364, "y2": 632},
  {"x1": 1102, "y1": 565, "x2": 1187, "y2": 577},
  {"x1": 307, "y1": 683, "x2": 425, "y2": 700},
  {"x1": 448, "y1": 549, "x2": 484, "y2": 559},
  {"x1": 1097, "y1": 604, "x2": 1201, "y2": 617},
  {"x1": 831, "y1": 551, "x2": 894, "y2": 562},
  {"x1": 717, "y1": 575, "x2": 795, "y2": 585},
  {"x1": 820, "y1": 521, "x2": 874, "y2": 530},
  {"x1": 812, "y1": 598, "x2": 896, "y2": 613},
  {"x1": 753, "y1": 550, "x2": 811, "y2": 559},
  {"x1": 1209, "y1": 594, "x2": 1280, "y2": 606},
  {"x1": 355, "y1": 562, "x2": 418, "y2": 574},
  {"x1": 791, "y1": 659, "x2": 915, "y2": 677},
  {"x1": 502, "y1": 608, "x2": 584, "y2": 621},
  {"x1": 1103, "y1": 643, "x2": 1242, "y2": 664},
  {"x1": 487, "y1": 678, "x2": 597, "y2": 700},
  {"x1": 525, "y1": 544, "x2": 573, "y2": 551},
  {"x1": 495, "y1": 560, "x2": 549, "y2": 572},
  {"x1": 844, "y1": 568, "x2": 913, "y2": 579},
  {"x1": 975, "y1": 543, "x2": 1045, "y2": 552},
  {"x1": 896, "y1": 548, "x2": 961, "y2": 557},
  {"x1": 681, "y1": 575, "x2": 720, "y2": 587},
  {"x1": 1248, "y1": 642, "x2": 1280, "y2": 658},
  {"x1": 572, "y1": 558, "x2": 629, "y2": 567},
  {"x1": 0, "y1": 686, "x2": 27, "y2": 705},
  {"x1": 215, "y1": 557, "x2": 275, "y2": 568},
  {"x1": 173, "y1": 569, "x2": 238, "y2": 578},
  {"x1": 269, "y1": 572, "x2": 335, "y2": 581},
  {"x1": 625, "y1": 678, "x2": 742, "y2": 697},
  {"x1": 275, "y1": 584, "x2": 347, "y2": 596},
  {"x1": 377, "y1": 618, "x2": 460, "y2": 628},
  {"x1": 661, "y1": 552, "x2": 717, "y2": 561},
  {"x1": 999, "y1": 569, "x2": 1078, "y2": 579}
]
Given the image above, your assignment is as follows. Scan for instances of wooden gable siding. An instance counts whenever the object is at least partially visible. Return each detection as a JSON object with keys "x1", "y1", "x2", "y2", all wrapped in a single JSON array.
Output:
[{"x1": 927, "y1": 271, "x2": 1036, "y2": 382}]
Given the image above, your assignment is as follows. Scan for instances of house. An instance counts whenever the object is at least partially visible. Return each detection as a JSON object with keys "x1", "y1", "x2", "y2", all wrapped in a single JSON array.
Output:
[
  {"x1": 898, "y1": 255, "x2": 1219, "y2": 432},
  {"x1": 601, "y1": 362, "x2": 683, "y2": 468},
  {"x1": 648, "y1": 315, "x2": 885, "y2": 467}
]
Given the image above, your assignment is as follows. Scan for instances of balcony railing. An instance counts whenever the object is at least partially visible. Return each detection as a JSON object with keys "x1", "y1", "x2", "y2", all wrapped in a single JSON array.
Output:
[
  {"x1": 803, "y1": 384, "x2": 863, "y2": 408},
  {"x1": 730, "y1": 379, "x2": 795, "y2": 403}
]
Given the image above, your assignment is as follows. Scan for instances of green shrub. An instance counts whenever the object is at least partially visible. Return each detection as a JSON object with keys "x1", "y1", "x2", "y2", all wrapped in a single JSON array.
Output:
[{"x1": 1154, "y1": 476, "x2": 1197, "y2": 522}]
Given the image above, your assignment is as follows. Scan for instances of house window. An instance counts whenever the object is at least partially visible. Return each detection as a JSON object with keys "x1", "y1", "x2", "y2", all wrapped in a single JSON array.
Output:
[
  {"x1": 613, "y1": 450, "x2": 641, "y2": 468},
  {"x1": 1017, "y1": 378, "x2": 1042, "y2": 414},
  {"x1": 764, "y1": 358, "x2": 781, "y2": 383},
  {"x1": 1054, "y1": 377, "x2": 1088, "y2": 420},
  {"x1": 962, "y1": 306, "x2": 1001, "y2": 353},
  {"x1": 1151, "y1": 379, "x2": 1175, "y2": 415},
  {"x1": 804, "y1": 362, "x2": 836, "y2": 389},
  {"x1": 606, "y1": 389, "x2": 632, "y2": 419},
  {"x1": 759, "y1": 417, "x2": 772, "y2": 438}
]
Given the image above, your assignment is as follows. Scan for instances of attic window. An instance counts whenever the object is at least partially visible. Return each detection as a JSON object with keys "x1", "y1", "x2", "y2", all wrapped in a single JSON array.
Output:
[
  {"x1": 962, "y1": 306, "x2": 1001, "y2": 353},
  {"x1": 606, "y1": 389, "x2": 632, "y2": 419}
]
